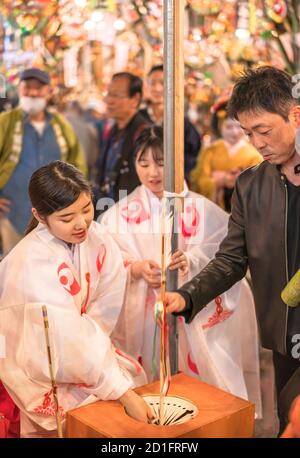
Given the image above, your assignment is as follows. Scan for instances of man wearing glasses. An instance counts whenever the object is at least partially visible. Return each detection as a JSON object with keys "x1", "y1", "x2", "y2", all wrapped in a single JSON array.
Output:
[{"x1": 95, "y1": 72, "x2": 149, "y2": 205}]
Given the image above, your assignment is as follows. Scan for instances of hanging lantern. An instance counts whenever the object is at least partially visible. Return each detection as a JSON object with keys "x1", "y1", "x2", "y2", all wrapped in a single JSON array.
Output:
[{"x1": 266, "y1": 0, "x2": 287, "y2": 24}]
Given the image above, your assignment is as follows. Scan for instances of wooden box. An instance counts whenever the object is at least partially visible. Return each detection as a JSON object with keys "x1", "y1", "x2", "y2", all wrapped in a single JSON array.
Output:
[{"x1": 66, "y1": 373, "x2": 254, "y2": 438}]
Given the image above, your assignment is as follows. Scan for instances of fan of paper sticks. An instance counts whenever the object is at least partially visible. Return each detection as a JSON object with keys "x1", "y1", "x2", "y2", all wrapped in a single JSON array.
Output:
[{"x1": 144, "y1": 395, "x2": 198, "y2": 426}]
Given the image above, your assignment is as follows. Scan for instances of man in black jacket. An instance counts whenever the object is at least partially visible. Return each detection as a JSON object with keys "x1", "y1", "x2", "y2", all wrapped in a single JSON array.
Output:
[
  {"x1": 95, "y1": 72, "x2": 149, "y2": 208},
  {"x1": 164, "y1": 66, "x2": 300, "y2": 435}
]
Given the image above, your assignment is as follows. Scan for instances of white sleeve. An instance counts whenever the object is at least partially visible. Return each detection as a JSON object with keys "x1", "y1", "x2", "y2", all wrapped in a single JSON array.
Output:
[
  {"x1": 23, "y1": 303, "x2": 132, "y2": 401},
  {"x1": 184, "y1": 196, "x2": 229, "y2": 275},
  {"x1": 88, "y1": 233, "x2": 127, "y2": 335}
]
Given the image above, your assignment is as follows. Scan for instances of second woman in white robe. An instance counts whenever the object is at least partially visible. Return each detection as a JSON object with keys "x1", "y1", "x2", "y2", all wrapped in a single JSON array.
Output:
[{"x1": 100, "y1": 126, "x2": 261, "y2": 416}]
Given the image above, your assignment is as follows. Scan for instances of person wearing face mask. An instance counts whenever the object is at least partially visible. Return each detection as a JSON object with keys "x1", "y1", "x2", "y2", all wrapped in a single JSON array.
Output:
[
  {"x1": 190, "y1": 97, "x2": 262, "y2": 212},
  {"x1": 0, "y1": 67, "x2": 86, "y2": 255}
]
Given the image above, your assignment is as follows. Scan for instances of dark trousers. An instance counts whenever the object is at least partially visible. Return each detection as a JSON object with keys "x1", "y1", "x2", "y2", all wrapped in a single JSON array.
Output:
[{"x1": 272, "y1": 351, "x2": 300, "y2": 435}]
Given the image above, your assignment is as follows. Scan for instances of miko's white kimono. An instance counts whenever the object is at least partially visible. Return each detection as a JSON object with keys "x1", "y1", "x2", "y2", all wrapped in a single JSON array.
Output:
[
  {"x1": 100, "y1": 185, "x2": 262, "y2": 416},
  {"x1": 0, "y1": 221, "x2": 146, "y2": 437}
]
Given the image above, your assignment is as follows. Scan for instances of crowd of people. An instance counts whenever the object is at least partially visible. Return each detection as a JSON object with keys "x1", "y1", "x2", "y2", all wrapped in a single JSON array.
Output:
[{"x1": 0, "y1": 64, "x2": 299, "y2": 438}]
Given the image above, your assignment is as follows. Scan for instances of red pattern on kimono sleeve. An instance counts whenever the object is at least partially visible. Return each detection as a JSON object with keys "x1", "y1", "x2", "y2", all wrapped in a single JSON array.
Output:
[
  {"x1": 57, "y1": 263, "x2": 81, "y2": 296},
  {"x1": 33, "y1": 389, "x2": 65, "y2": 418},
  {"x1": 187, "y1": 352, "x2": 200, "y2": 375},
  {"x1": 96, "y1": 244, "x2": 107, "y2": 273},
  {"x1": 120, "y1": 198, "x2": 150, "y2": 225},
  {"x1": 179, "y1": 205, "x2": 200, "y2": 239},
  {"x1": 202, "y1": 296, "x2": 234, "y2": 330}
]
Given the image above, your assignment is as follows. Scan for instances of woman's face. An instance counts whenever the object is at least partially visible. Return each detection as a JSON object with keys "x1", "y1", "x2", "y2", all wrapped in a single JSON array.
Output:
[
  {"x1": 221, "y1": 118, "x2": 244, "y2": 145},
  {"x1": 135, "y1": 148, "x2": 164, "y2": 198},
  {"x1": 36, "y1": 192, "x2": 94, "y2": 244}
]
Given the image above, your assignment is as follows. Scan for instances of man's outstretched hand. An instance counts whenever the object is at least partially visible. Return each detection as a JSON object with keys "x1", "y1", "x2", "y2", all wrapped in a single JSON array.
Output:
[{"x1": 165, "y1": 292, "x2": 186, "y2": 314}]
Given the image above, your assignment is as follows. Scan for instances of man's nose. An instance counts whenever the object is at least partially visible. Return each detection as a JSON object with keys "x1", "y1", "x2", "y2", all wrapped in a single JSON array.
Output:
[{"x1": 251, "y1": 134, "x2": 267, "y2": 150}]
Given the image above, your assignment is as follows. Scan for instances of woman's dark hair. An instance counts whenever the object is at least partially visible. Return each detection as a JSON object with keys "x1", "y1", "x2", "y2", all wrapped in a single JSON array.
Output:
[
  {"x1": 228, "y1": 66, "x2": 299, "y2": 121},
  {"x1": 25, "y1": 161, "x2": 92, "y2": 234},
  {"x1": 133, "y1": 126, "x2": 163, "y2": 164},
  {"x1": 148, "y1": 65, "x2": 163, "y2": 77}
]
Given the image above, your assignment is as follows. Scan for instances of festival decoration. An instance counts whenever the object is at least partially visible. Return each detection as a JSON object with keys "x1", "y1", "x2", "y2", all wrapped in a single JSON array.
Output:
[{"x1": 0, "y1": 1, "x2": 298, "y2": 114}]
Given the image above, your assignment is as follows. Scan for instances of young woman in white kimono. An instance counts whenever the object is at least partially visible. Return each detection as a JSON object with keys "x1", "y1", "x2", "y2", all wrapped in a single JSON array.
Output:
[
  {"x1": 0, "y1": 161, "x2": 151, "y2": 437},
  {"x1": 100, "y1": 126, "x2": 261, "y2": 416}
]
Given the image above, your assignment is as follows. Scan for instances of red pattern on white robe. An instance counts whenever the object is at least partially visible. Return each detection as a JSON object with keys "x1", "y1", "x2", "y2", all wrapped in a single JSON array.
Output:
[
  {"x1": 96, "y1": 244, "x2": 106, "y2": 273},
  {"x1": 202, "y1": 296, "x2": 234, "y2": 330},
  {"x1": 57, "y1": 263, "x2": 81, "y2": 296},
  {"x1": 187, "y1": 352, "x2": 199, "y2": 375},
  {"x1": 179, "y1": 204, "x2": 200, "y2": 239},
  {"x1": 33, "y1": 389, "x2": 65, "y2": 418},
  {"x1": 121, "y1": 198, "x2": 150, "y2": 225}
]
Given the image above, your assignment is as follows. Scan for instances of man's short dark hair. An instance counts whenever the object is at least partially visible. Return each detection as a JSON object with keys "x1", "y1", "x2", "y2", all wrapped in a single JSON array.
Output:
[
  {"x1": 148, "y1": 65, "x2": 163, "y2": 77},
  {"x1": 112, "y1": 72, "x2": 143, "y2": 98},
  {"x1": 228, "y1": 66, "x2": 300, "y2": 121}
]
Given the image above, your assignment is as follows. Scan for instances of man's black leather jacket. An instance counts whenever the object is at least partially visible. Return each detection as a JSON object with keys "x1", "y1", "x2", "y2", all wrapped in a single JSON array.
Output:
[{"x1": 179, "y1": 160, "x2": 289, "y2": 354}]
